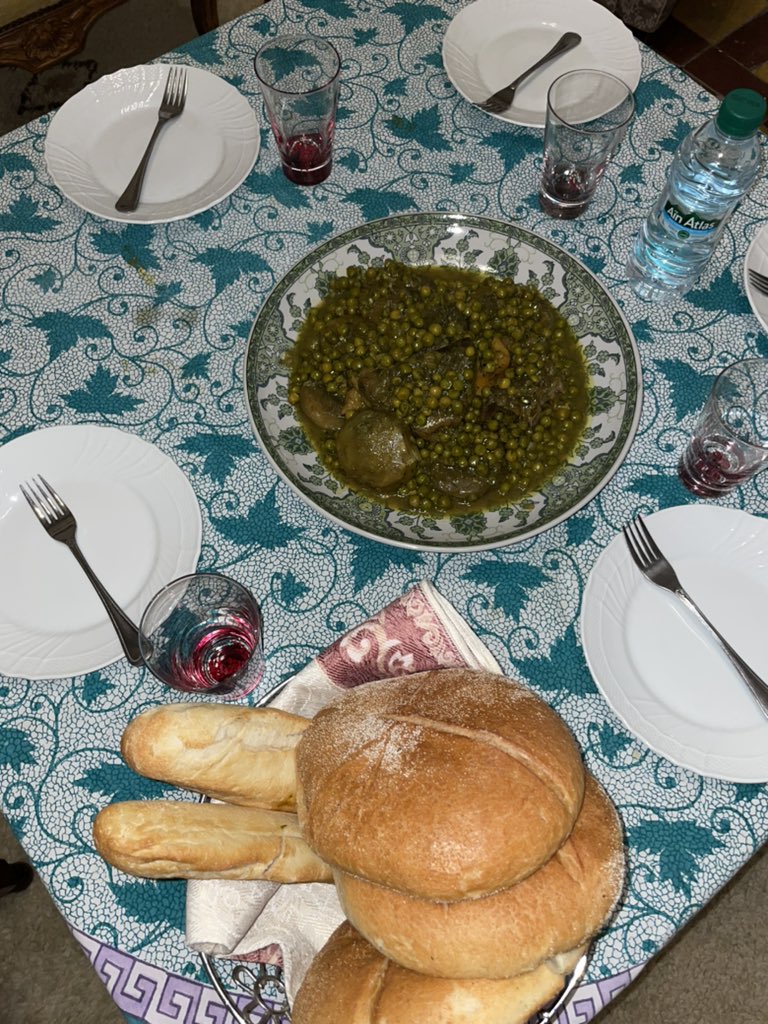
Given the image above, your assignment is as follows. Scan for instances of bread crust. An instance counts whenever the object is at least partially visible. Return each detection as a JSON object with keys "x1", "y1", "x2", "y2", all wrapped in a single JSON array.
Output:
[
  {"x1": 292, "y1": 922, "x2": 587, "y2": 1024},
  {"x1": 92, "y1": 800, "x2": 332, "y2": 882},
  {"x1": 121, "y1": 703, "x2": 310, "y2": 811},
  {"x1": 296, "y1": 669, "x2": 585, "y2": 899},
  {"x1": 334, "y1": 775, "x2": 624, "y2": 978}
]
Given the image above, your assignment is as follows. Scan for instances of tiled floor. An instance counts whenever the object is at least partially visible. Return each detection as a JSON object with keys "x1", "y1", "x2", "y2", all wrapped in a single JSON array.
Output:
[{"x1": 639, "y1": 0, "x2": 768, "y2": 102}]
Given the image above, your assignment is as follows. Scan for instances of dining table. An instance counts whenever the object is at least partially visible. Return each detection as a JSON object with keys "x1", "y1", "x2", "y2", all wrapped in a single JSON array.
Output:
[{"x1": 1, "y1": 0, "x2": 768, "y2": 1022}]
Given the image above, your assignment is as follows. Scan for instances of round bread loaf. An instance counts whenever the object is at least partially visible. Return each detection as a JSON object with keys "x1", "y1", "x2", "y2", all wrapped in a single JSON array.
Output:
[
  {"x1": 295, "y1": 669, "x2": 585, "y2": 899},
  {"x1": 333, "y1": 774, "x2": 625, "y2": 978},
  {"x1": 291, "y1": 921, "x2": 586, "y2": 1024}
]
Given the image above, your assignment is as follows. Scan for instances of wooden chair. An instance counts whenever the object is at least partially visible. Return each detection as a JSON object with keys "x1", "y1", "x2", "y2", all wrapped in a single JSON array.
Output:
[
  {"x1": 0, "y1": 0, "x2": 128, "y2": 73},
  {"x1": 0, "y1": 0, "x2": 222, "y2": 74},
  {"x1": 191, "y1": 0, "x2": 219, "y2": 35}
]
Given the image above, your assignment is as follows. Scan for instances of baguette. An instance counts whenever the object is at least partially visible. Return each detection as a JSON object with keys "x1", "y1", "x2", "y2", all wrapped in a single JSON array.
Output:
[
  {"x1": 92, "y1": 800, "x2": 333, "y2": 882},
  {"x1": 121, "y1": 703, "x2": 310, "y2": 811}
]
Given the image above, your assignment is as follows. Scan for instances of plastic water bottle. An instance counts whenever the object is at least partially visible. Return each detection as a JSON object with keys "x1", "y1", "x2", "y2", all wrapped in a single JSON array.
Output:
[{"x1": 626, "y1": 89, "x2": 767, "y2": 302}]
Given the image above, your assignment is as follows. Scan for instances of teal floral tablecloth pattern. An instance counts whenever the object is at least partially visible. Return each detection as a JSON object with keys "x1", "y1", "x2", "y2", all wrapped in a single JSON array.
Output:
[{"x1": 1, "y1": 1, "x2": 768, "y2": 1021}]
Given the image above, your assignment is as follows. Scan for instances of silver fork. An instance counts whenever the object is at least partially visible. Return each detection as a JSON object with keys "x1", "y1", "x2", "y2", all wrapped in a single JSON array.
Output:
[
  {"x1": 477, "y1": 31, "x2": 581, "y2": 115},
  {"x1": 623, "y1": 514, "x2": 768, "y2": 720},
  {"x1": 20, "y1": 475, "x2": 143, "y2": 665},
  {"x1": 115, "y1": 66, "x2": 188, "y2": 213},
  {"x1": 747, "y1": 267, "x2": 768, "y2": 298}
]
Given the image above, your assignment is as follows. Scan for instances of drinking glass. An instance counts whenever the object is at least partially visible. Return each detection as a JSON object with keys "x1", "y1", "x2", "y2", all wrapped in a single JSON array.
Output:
[
  {"x1": 254, "y1": 34, "x2": 341, "y2": 186},
  {"x1": 139, "y1": 573, "x2": 265, "y2": 699},
  {"x1": 539, "y1": 69, "x2": 635, "y2": 219},
  {"x1": 678, "y1": 358, "x2": 768, "y2": 497}
]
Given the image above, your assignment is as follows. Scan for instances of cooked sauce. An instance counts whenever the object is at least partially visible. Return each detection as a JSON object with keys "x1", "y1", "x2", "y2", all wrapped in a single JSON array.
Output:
[{"x1": 286, "y1": 261, "x2": 591, "y2": 515}]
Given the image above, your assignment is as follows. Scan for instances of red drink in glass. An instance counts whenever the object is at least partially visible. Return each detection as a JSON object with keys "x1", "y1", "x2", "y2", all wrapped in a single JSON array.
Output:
[
  {"x1": 140, "y1": 574, "x2": 265, "y2": 700},
  {"x1": 678, "y1": 437, "x2": 754, "y2": 497},
  {"x1": 171, "y1": 615, "x2": 263, "y2": 692},
  {"x1": 539, "y1": 70, "x2": 635, "y2": 220},
  {"x1": 539, "y1": 162, "x2": 607, "y2": 218},
  {"x1": 276, "y1": 128, "x2": 333, "y2": 185},
  {"x1": 678, "y1": 360, "x2": 768, "y2": 498}
]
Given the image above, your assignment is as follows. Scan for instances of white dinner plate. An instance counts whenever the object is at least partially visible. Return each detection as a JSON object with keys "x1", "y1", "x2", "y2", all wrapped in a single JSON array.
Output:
[
  {"x1": 442, "y1": 0, "x2": 641, "y2": 128},
  {"x1": 744, "y1": 224, "x2": 768, "y2": 333},
  {"x1": 0, "y1": 425, "x2": 202, "y2": 680},
  {"x1": 581, "y1": 505, "x2": 768, "y2": 782},
  {"x1": 45, "y1": 63, "x2": 260, "y2": 223}
]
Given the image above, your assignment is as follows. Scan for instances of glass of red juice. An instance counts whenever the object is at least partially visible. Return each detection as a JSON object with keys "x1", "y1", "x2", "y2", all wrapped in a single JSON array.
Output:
[
  {"x1": 539, "y1": 69, "x2": 635, "y2": 219},
  {"x1": 678, "y1": 358, "x2": 768, "y2": 497},
  {"x1": 254, "y1": 34, "x2": 341, "y2": 186},
  {"x1": 138, "y1": 573, "x2": 265, "y2": 699}
]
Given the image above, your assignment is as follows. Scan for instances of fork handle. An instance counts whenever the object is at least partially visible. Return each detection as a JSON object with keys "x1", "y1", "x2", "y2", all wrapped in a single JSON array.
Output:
[
  {"x1": 65, "y1": 539, "x2": 144, "y2": 665},
  {"x1": 510, "y1": 32, "x2": 581, "y2": 91},
  {"x1": 115, "y1": 119, "x2": 166, "y2": 214},
  {"x1": 677, "y1": 588, "x2": 768, "y2": 721}
]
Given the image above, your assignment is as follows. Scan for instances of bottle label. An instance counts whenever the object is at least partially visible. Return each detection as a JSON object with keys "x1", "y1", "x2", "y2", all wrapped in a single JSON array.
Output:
[{"x1": 662, "y1": 200, "x2": 721, "y2": 238}]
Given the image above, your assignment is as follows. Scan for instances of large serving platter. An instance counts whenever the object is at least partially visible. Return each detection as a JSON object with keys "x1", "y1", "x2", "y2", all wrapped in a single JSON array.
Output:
[{"x1": 243, "y1": 212, "x2": 641, "y2": 551}]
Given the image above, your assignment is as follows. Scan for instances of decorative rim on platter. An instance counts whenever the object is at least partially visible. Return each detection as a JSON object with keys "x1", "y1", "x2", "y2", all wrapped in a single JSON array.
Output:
[{"x1": 243, "y1": 212, "x2": 642, "y2": 551}]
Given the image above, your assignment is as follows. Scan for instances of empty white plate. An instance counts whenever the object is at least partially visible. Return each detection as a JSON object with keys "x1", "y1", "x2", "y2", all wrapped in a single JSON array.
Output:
[
  {"x1": 581, "y1": 504, "x2": 768, "y2": 782},
  {"x1": 442, "y1": 0, "x2": 641, "y2": 128},
  {"x1": 0, "y1": 425, "x2": 202, "y2": 679},
  {"x1": 744, "y1": 223, "x2": 768, "y2": 333},
  {"x1": 45, "y1": 63, "x2": 260, "y2": 223}
]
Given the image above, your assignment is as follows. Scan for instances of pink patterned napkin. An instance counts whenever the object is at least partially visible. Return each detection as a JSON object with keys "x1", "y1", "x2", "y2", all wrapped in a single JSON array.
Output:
[{"x1": 185, "y1": 580, "x2": 501, "y2": 1003}]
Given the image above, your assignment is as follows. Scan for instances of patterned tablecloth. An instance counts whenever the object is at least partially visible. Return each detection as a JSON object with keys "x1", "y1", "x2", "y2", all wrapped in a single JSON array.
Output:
[{"x1": 1, "y1": 1, "x2": 767, "y2": 1021}]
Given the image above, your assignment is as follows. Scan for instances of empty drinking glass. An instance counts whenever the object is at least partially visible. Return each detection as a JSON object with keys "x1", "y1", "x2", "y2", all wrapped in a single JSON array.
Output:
[
  {"x1": 678, "y1": 357, "x2": 768, "y2": 497},
  {"x1": 254, "y1": 34, "x2": 341, "y2": 186},
  {"x1": 539, "y1": 69, "x2": 635, "y2": 219},
  {"x1": 139, "y1": 573, "x2": 265, "y2": 699}
]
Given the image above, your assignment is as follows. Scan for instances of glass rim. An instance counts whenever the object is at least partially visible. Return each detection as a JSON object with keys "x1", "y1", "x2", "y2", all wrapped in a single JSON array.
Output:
[
  {"x1": 138, "y1": 571, "x2": 258, "y2": 636},
  {"x1": 254, "y1": 33, "x2": 341, "y2": 97},
  {"x1": 710, "y1": 356, "x2": 768, "y2": 452},
  {"x1": 137, "y1": 571, "x2": 263, "y2": 693},
  {"x1": 546, "y1": 68, "x2": 635, "y2": 134}
]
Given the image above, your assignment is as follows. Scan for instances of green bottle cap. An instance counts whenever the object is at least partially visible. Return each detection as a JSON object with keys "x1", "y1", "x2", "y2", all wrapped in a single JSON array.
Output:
[{"x1": 716, "y1": 89, "x2": 767, "y2": 138}]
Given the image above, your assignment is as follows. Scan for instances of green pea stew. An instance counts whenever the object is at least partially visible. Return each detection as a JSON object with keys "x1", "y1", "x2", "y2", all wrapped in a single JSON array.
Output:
[{"x1": 286, "y1": 260, "x2": 591, "y2": 516}]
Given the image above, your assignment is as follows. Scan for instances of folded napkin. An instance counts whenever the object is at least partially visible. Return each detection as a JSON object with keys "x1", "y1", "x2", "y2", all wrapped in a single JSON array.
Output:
[{"x1": 185, "y1": 580, "x2": 502, "y2": 1004}]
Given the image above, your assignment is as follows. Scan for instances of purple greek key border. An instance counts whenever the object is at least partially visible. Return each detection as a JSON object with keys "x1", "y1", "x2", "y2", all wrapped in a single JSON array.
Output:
[
  {"x1": 71, "y1": 926, "x2": 644, "y2": 1024},
  {"x1": 554, "y1": 965, "x2": 645, "y2": 1022},
  {"x1": 72, "y1": 927, "x2": 249, "y2": 1024}
]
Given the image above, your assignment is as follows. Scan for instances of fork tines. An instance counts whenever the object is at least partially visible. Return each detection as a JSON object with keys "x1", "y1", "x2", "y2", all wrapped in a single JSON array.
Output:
[
  {"x1": 748, "y1": 268, "x2": 768, "y2": 297},
  {"x1": 623, "y1": 514, "x2": 659, "y2": 566},
  {"x1": 478, "y1": 96, "x2": 510, "y2": 115},
  {"x1": 19, "y1": 475, "x2": 67, "y2": 525},
  {"x1": 165, "y1": 65, "x2": 188, "y2": 109}
]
